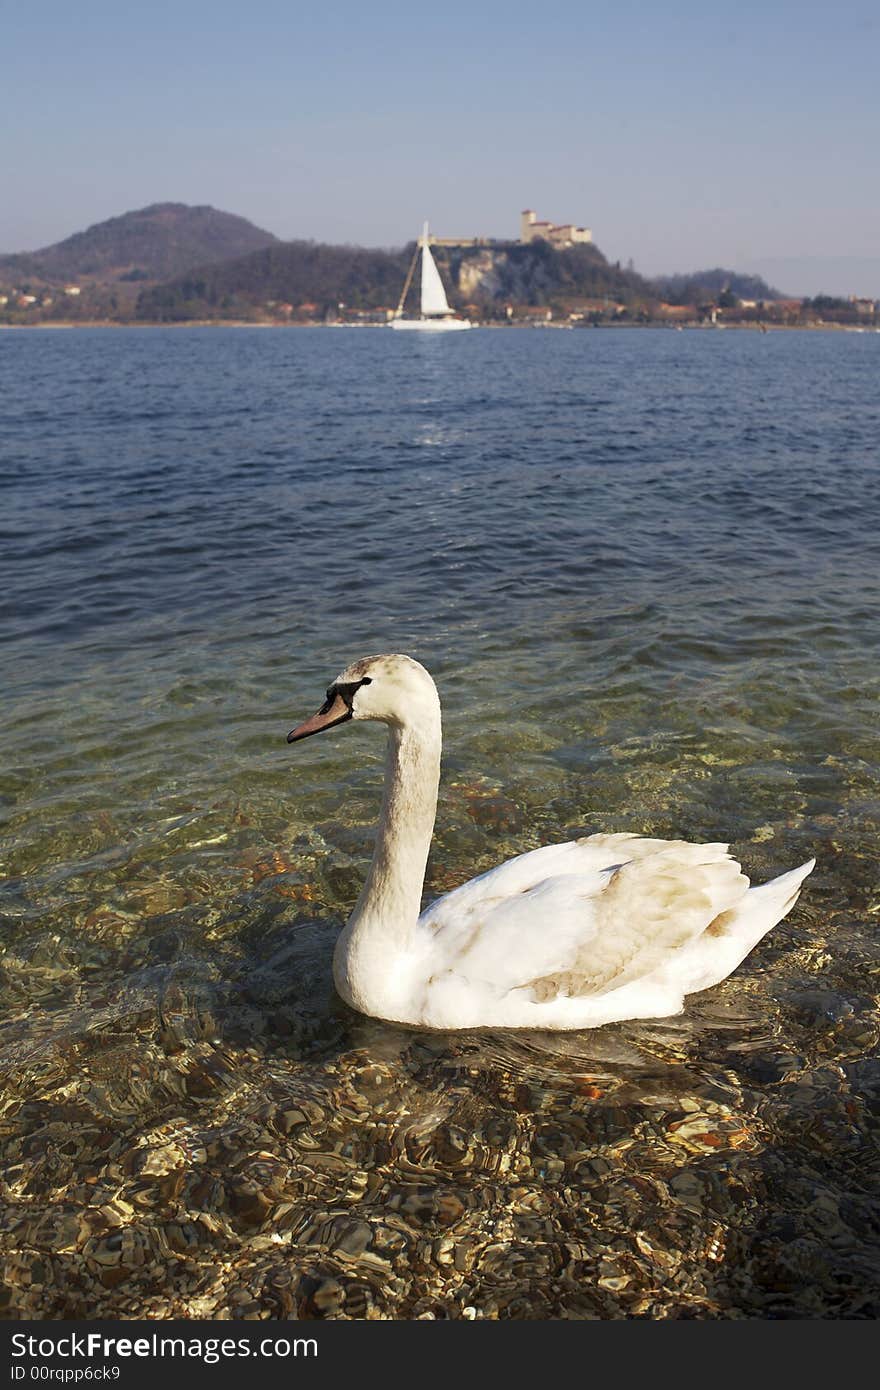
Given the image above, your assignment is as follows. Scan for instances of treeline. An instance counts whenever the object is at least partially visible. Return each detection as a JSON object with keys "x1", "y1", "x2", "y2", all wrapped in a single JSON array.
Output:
[
  {"x1": 652, "y1": 268, "x2": 782, "y2": 306},
  {"x1": 134, "y1": 238, "x2": 657, "y2": 321},
  {"x1": 448, "y1": 241, "x2": 655, "y2": 314},
  {"x1": 136, "y1": 241, "x2": 412, "y2": 320},
  {"x1": 799, "y1": 295, "x2": 877, "y2": 324}
]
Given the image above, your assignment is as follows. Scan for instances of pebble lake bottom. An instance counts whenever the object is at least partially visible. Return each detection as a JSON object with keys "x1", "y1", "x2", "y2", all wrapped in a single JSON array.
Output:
[{"x1": 0, "y1": 325, "x2": 878, "y2": 1319}]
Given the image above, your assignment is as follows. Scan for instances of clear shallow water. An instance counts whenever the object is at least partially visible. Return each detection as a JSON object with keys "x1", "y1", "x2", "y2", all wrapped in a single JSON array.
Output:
[{"x1": 1, "y1": 325, "x2": 879, "y2": 1319}]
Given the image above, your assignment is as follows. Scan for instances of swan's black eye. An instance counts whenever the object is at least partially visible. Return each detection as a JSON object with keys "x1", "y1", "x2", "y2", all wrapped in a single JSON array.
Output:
[{"x1": 330, "y1": 676, "x2": 372, "y2": 709}]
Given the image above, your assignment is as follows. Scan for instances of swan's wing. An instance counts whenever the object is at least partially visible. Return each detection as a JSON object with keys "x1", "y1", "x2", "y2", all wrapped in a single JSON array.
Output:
[
  {"x1": 421, "y1": 832, "x2": 676, "y2": 922},
  {"x1": 418, "y1": 834, "x2": 750, "y2": 1003},
  {"x1": 546, "y1": 841, "x2": 750, "y2": 999}
]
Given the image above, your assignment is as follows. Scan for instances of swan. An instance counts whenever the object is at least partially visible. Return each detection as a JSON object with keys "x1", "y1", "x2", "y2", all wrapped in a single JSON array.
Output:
[{"x1": 286, "y1": 654, "x2": 815, "y2": 1030}]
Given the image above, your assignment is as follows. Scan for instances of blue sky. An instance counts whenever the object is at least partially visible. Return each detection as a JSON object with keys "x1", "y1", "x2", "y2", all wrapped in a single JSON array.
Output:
[{"x1": 3, "y1": 1, "x2": 879, "y2": 294}]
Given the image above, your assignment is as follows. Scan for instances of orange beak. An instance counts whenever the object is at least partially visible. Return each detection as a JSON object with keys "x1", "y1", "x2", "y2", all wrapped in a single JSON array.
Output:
[{"x1": 287, "y1": 691, "x2": 352, "y2": 743}]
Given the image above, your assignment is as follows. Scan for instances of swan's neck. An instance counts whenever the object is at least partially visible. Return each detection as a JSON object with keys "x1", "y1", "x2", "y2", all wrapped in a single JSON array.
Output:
[{"x1": 333, "y1": 707, "x2": 441, "y2": 1012}]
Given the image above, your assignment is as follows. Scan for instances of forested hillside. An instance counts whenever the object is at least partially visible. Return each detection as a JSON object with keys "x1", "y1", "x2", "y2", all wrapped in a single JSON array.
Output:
[
  {"x1": 0, "y1": 204, "x2": 278, "y2": 285},
  {"x1": 134, "y1": 237, "x2": 656, "y2": 321}
]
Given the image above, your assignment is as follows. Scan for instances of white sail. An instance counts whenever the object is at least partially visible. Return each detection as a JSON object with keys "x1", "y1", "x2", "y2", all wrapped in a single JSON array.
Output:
[
  {"x1": 389, "y1": 222, "x2": 472, "y2": 329},
  {"x1": 420, "y1": 242, "x2": 451, "y2": 317}
]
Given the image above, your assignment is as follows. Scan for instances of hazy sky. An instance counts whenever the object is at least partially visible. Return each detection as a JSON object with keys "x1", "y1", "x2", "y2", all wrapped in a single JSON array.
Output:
[{"x1": 3, "y1": 1, "x2": 879, "y2": 295}]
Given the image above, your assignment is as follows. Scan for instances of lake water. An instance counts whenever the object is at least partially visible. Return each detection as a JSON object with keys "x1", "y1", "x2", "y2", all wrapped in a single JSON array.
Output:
[{"x1": 1, "y1": 325, "x2": 878, "y2": 1319}]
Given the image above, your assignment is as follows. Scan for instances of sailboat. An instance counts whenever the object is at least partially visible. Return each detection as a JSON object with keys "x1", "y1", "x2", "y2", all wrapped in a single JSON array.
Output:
[{"x1": 389, "y1": 223, "x2": 472, "y2": 331}]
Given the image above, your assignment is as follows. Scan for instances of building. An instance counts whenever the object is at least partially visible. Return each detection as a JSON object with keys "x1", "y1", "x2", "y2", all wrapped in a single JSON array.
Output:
[
  {"x1": 520, "y1": 209, "x2": 592, "y2": 247},
  {"x1": 345, "y1": 307, "x2": 397, "y2": 324},
  {"x1": 429, "y1": 236, "x2": 493, "y2": 248},
  {"x1": 566, "y1": 297, "x2": 625, "y2": 320},
  {"x1": 656, "y1": 303, "x2": 694, "y2": 321},
  {"x1": 507, "y1": 304, "x2": 553, "y2": 323}
]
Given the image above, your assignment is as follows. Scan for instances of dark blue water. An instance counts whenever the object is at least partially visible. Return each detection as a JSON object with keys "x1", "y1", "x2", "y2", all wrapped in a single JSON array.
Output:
[
  {"x1": 4, "y1": 326, "x2": 879, "y2": 691},
  {"x1": 1, "y1": 326, "x2": 878, "y2": 1319}
]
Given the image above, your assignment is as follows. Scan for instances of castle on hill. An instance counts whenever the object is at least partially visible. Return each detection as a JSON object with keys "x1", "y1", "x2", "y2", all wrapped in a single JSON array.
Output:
[
  {"x1": 426, "y1": 210, "x2": 594, "y2": 250},
  {"x1": 519, "y1": 209, "x2": 592, "y2": 248}
]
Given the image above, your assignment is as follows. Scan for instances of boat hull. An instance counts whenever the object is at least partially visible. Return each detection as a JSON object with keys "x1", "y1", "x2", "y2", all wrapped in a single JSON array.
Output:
[{"x1": 389, "y1": 317, "x2": 472, "y2": 332}]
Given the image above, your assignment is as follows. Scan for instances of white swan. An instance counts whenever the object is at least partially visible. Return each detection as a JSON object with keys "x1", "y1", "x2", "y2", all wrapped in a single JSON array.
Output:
[{"x1": 287, "y1": 654, "x2": 815, "y2": 1030}]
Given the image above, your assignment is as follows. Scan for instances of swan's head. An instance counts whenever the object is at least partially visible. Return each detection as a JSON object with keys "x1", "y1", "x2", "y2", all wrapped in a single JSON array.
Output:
[{"x1": 287, "y1": 653, "x2": 439, "y2": 743}]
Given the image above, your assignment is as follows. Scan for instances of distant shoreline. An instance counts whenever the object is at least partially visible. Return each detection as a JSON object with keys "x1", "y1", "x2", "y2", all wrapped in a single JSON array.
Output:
[{"x1": 1, "y1": 320, "x2": 875, "y2": 333}]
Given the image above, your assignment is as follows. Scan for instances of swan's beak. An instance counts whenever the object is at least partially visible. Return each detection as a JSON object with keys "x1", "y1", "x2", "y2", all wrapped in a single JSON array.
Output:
[{"x1": 287, "y1": 692, "x2": 352, "y2": 743}]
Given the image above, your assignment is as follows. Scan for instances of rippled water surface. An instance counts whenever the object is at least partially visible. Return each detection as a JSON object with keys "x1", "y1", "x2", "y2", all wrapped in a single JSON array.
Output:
[{"x1": 1, "y1": 325, "x2": 879, "y2": 1319}]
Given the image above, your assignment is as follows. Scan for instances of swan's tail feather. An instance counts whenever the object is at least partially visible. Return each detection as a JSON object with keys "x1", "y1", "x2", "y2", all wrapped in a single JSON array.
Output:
[
  {"x1": 675, "y1": 857, "x2": 815, "y2": 996},
  {"x1": 734, "y1": 857, "x2": 816, "y2": 940}
]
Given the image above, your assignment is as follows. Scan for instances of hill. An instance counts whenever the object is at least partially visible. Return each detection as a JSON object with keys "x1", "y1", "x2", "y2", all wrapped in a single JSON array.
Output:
[
  {"x1": 134, "y1": 237, "x2": 655, "y2": 321},
  {"x1": 652, "y1": 267, "x2": 783, "y2": 305},
  {"x1": 0, "y1": 201, "x2": 790, "y2": 325},
  {"x1": 136, "y1": 240, "x2": 410, "y2": 320},
  {"x1": 0, "y1": 203, "x2": 278, "y2": 286},
  {"x1": 447, "y1": 240, "x2": 654, "y2": 311}
]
